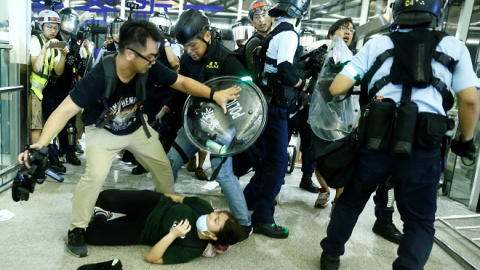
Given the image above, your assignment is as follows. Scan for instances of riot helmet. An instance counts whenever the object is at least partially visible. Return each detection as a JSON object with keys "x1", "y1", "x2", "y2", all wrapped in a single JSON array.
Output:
[
  {"x1": 110, "y1": 17, "x2": 125, "y2": 43},
  {"x1": 231, "y1": 17, "x2": 254, "y2": 43},
  {"x1": 58, "y1": 7, "x2": 80, "y2": 36},
  {"x1": 248, "y1": 0, "x2": 273, "y2": 21},
  {"x1": 174, "y1": 9, "x2": 210, "y2": 45},
  {"x1": 392, "y1": 0, "x2": 445, "y2": 28},
  {"x1": 268, "y1": 0, "x2": 311, "y2": 19},
  {"x1": 299, "y1": 26, "x2": 316, "y2": 47},
  {"x1": 148, "y1": 10, "x2": 171, "y2": 35},
  {"x1": 211, "y1": 27, "x2": 223, "y2": 42},
  {"x1": 37, "y1": 10, "x2": 60, "y2": 25}
]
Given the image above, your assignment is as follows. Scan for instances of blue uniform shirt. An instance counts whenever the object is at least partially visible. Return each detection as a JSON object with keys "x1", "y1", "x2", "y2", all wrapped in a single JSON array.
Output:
[
  {"x1": 264, "y1": 17, "x2": 298, "y2": 75},
  {"x1": 340, "y1": 30, "x2": 480, "y2": 115}
]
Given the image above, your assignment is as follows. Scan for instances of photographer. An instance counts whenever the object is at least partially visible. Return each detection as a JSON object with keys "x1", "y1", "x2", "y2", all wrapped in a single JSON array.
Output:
[
  {"x1": 19, "y1": 19, "x2": 240, "y2": 258},
  {"x1": 29, "y1": 9, "x2": 68, "y2": 173}
]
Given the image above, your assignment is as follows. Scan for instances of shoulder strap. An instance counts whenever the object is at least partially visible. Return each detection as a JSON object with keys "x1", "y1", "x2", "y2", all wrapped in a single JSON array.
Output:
[
  {"x1": 359, "y1": 48, "x2": 394, "y2": 106},
  {"x1": 102, "y1": 54, "x2": 117, "y2": 103},
  {"x1": 136, "y1": 71, "x2": 151, "y2": 137}
]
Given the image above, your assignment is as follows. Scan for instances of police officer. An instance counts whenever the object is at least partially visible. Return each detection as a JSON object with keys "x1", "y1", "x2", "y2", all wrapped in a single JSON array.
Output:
[
  {"x1": 42, "y1": 7, "x2": 82, "y2": 167},
  {"x1": 243, "y1": 0, "x2": 310, "y2": 239},
  {"x1": 319, "y1": 1, "x2": 479, "y2": 269},
  {"x1": 93, "y1": 17, "x2": 124, "y2": 66},
  {"x1": 165, "y1": 9, "x2": 253, "y2": 238}
]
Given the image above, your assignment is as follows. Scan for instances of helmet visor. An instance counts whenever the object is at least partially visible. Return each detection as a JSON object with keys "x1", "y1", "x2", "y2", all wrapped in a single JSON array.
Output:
[
  {"x1": 232, "y1": 25, "x2": 255, "y2": 41},
  {"x1": 150, "y1": 17, "x2": 171, "y2": 34},
  {"x1": 60, "y1": 14, "x2": 79, "y2": 35}
]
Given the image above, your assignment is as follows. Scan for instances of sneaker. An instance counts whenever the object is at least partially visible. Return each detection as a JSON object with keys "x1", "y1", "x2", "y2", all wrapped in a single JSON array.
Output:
[
  {"x1": 76, "y1": 142, "x2": 84, "y2": 154},
  {"x1": 253, "y1": 223, "x2": 289, "y2": 239},
  {"x1": 315, "y1": 189, "x2": 330, "y2": 208},
  {"x1": 93, "y1": 206, "x2": 113, "y2": 221},
  {"x1": 66, "y1": 228, "x2": 88, "y2": 257},
  {"x1": 66, "y1": 153, "x2": 81, "y2": 166},
  {"x1": 320, "y1": 252, "x2": 340, "y2": 270},
  {"x1": 329, "y1": 202, "x2": 336, "y2": 218},
  {"x1": 186, "y1": 156, "x2": 197, "y2": 172},
  {"x1": 195, "y1": 168, "x2": 209, "y2": 181}
]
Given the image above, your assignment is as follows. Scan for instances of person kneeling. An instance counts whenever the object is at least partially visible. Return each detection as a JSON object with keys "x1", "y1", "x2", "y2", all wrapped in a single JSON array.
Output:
[{"x1": 85, "y1": 189, "x2": 245, "y2": 264}]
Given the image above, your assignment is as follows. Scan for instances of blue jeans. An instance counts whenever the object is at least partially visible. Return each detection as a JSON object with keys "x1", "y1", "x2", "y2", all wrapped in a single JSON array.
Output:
[
  {"x1": 167, "y1": 127, "x2": 251, "y2": 227},
  {"x1": 320, "y1": 147, "x2": 441, "y2": 270},
  {"x1": 244, "y1": 104, "x2": 288, "y2": 224}
]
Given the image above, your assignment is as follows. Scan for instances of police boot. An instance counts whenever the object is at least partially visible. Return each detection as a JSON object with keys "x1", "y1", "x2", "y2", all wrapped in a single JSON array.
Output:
[
  {"x1": 299, "y1": 173, "x2": 319, "y2": 193},
  {"x1": 66, "y1": 152, "x2": 81, "y2": 166},
  {"x1": 372, "y1": 211, "x2": 403, "y2": 244},
  {"x1": 49, "y1": 155, "x2": 66, "y2": 174}
]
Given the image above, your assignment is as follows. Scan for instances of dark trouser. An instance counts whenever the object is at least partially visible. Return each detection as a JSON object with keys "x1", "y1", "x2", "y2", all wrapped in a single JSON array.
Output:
[
  {"x1": 244, "y1": 104, "x2": 288, "y2": 224},
  {"x1": 42, "y1": 95, "x2": 76, "y2": 156},
  {"x1": 320, "y1": 147, "x2": 441, "y2": 270},
  {"x1": 85, "y1": 190, "x2": 163, "y2": 245},
  {"x1": 287, "y1": 106, "x2": 315, "y2": 176}
]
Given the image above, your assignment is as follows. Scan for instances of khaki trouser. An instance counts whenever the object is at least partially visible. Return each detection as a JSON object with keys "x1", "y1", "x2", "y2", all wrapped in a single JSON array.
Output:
[{"x1": 70, "y1": 123, "x2": 173, "y2": 230}]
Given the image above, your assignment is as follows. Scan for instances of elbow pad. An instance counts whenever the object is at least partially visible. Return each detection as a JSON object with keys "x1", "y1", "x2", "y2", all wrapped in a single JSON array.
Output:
[{"x1": 277, "y1": 61, "x2": 301, "y2": 87}]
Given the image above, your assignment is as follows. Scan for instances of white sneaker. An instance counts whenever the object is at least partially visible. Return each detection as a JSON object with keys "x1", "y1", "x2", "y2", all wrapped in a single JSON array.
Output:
[
  {"x1": 315, "y1": 190, "x2": 330, "y2": 208},
  {"x1": 93, "y1": 207, "x2": 113, "y2": 220}
]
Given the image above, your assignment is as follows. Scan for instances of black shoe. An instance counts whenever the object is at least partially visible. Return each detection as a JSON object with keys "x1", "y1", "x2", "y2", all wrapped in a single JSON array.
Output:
[
  {"x1": 320, "y1": 252, "x2": 340, "y2": 270},
  {"x1": 66, "y1": 228, "x2": 88, "y2": 257},
  {"x1": 132, "y1": 165, "x2": 148, "y2": 175},
  {"x1": 253, "y1": 223, "x2": 289, "y2": 239},
  {"x1": 299, "y1": 177, "x2": 319, "y2": 193},
  {"x1": 372, "y1": 212, "x2": 403, "y2": 244},
  {"x1": 49, "y1": 156, "x2": 66, "y2": 174},
  {"x1": 66, "y1": 153, "x2": 81, "y2": 166}
]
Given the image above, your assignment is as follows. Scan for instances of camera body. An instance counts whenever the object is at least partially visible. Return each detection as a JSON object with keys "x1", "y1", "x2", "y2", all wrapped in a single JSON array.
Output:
[
  {"x1": 12, "y1": 146, "x2": 50, "y2": 202},
  {"x1": 126, "y1": 1, "x2": 140, "y2": 10}
]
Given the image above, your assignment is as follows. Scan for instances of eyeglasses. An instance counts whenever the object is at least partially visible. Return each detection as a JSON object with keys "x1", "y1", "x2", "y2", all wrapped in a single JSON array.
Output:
[
  {"x1": 339, "y1": 25, "x2": 355, "y2": 34},
  {"x1": 44, "y1": 25, "x2": 59, "y2": 31},
  {"x1": 253, "y1": 11, "x2": 269, "y2": 20},
  {"x1": 127, "y1": 47, "x2": 159, "y2": 65}
]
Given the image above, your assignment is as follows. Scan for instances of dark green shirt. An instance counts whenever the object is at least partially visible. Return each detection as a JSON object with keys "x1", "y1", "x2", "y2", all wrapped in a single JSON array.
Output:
[{"x1": 139, "y1": 196, "x2": 214, "y2": 264}]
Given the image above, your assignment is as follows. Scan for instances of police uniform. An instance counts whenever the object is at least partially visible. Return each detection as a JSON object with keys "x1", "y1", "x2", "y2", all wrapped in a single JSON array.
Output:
[
  {"x1": 320, "y1": 32, "x2": 480, "y2": 269},
  {"x1": 244, "y1": 17, "x2": 301, "y2": 228}
]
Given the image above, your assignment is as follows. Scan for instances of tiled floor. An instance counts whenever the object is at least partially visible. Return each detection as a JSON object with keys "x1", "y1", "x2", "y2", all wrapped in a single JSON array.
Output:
[{"x1": 0, "y1": 143, "x2": 479, "y2": 270}]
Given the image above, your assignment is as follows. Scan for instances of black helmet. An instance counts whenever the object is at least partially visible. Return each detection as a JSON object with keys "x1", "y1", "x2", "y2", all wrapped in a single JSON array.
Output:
[
  {"x1": 211, "y1": 27, "x2": 223, "y2": 42},
  {"x1": 149, "y1": 10, "x2": 171, "y2": 34},
  {"x1": 392, "y1": 0, "x2": 445, "y2": 28},
  {"x1": 59, "y1": 7, "x2": 79, "y2": 35},
  {"x1": 231, "y1": 18, "x2": 254, "y2": 42},
  {"x1": 269, "y1": 0, "x2": 311, "y2": 19},
  {"x1": 299, "y1": 26, "x2": 316, "y2": 46},
  {"x1": 248, "y1": 0, "x2": 273, "y2": 21},
  {"x1": 174, "y1": 9, "x2": 210, "y2": 45}
]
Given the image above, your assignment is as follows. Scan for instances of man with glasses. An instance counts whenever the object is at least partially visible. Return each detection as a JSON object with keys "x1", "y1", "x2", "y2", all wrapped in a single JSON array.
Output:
[
  {"x1": 29, "y1": 9, "x2": 68, "y2": 173},
  {"x1": 19, "y1": 19, "x2": 240, "y2": 258}
]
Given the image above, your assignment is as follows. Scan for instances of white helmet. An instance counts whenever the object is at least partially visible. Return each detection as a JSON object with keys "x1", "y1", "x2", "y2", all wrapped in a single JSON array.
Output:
[{"x1": 37, "y1": 10, "x2": 60, "y2": 25}]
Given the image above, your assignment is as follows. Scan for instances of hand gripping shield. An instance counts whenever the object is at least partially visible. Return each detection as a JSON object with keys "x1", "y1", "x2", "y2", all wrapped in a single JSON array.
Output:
[{"x1": 183, "y1": 76, "x2": 268, "y2": 156}]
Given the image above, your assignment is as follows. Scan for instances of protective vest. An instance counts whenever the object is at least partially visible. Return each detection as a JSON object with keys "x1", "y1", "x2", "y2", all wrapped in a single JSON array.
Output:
[
  {"x1": 360, "y1": 29, "x2": 456, "y2": 112},
  {"x1": 30, "y1": 34, "x2": 56, "y2": 100}
]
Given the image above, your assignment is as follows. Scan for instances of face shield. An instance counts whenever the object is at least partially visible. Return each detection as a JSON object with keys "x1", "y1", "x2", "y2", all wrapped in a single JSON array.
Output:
[
  {"x1": 111, "y1": 21, "x2": 124, "y2": 42},
  {"x1": 232, "y1": 24, "x2": 255, "y2": 42},
  {"x1": 60, "y1": 14, "x2": 79, "y2": 35},
  {"x1": 150, "y1": 16, "x2": 171, "y2": 34}
]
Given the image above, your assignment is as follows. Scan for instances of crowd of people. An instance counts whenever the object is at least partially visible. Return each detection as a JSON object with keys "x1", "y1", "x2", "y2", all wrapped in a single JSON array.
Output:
[{"x1": 18, "y1": 0, "x2": 480, "y2": 269}]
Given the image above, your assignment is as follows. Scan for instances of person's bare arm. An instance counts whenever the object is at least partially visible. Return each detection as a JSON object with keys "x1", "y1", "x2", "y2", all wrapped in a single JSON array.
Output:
[
  {"x1": 164, "y1": 193, "x2": 185, "y2": 203},
  {"x1": 456, "y1": 86, "x2": 480, "y2": 141},
  {"x1": 146, "y1": 219, "x2": 191, "y2": 264},
  {"x1": 329, "y1": 74, "x2": 355, "y2": 96}
]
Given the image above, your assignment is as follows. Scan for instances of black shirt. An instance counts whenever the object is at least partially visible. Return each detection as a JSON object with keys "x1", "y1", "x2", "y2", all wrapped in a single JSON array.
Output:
[{"x1": 70, "y1": 56, "x2": 178, "y2": 135}]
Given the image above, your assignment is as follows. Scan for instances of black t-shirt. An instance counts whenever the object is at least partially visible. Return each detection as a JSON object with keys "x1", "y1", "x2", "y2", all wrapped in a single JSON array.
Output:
[{"x1": 70, "y1": 57, "x2": 178, "y2": 135}]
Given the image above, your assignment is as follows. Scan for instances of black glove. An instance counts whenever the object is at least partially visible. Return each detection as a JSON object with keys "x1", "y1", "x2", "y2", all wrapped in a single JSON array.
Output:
[{"x1": 451, "y1": 136, "x2": 476, "y2": 160}]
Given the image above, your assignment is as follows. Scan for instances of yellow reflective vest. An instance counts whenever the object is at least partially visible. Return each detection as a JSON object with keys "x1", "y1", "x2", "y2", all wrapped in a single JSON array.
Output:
[{"x1": 30, "y1": 34, "x2": 56, "y2": 101}]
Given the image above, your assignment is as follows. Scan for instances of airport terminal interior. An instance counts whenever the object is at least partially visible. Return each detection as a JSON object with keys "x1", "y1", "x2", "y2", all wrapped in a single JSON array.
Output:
[{"x1": 1, "y1": 0, "x2": 480, "y2": 269}]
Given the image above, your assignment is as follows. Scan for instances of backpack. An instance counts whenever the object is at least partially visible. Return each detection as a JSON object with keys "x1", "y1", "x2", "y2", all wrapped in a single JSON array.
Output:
[
  {"x1": 95, "y1": 54, "x2": 151, "y2": 137},
  {"x1": 359, "y1": 29, "x2": 456, "y2": 112}
]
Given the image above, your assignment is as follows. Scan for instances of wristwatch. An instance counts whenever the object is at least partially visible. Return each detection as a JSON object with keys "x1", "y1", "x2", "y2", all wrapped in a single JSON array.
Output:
[{"x1": 164, "y1": 39, "x2": 170, "y2": 47}]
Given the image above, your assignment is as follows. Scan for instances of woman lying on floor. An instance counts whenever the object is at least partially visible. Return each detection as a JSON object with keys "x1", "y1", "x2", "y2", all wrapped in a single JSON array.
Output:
[{"x1": 85, "y1": 189, "x2": 245, "y2": 264}]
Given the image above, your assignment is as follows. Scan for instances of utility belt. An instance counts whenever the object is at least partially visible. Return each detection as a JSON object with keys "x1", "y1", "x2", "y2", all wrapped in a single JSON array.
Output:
[
  {"x1": 263, "y1": 73, "x2": 300, "y2": 115},
  {"x1": 358, "y1": 98, "x2": 452, "y2": 155}
]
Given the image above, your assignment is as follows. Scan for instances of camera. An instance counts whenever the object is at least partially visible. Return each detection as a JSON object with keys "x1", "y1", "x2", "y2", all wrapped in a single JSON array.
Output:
[
  {"x1": 126, "y1": 1, "x2": 140, "y2": 10},
  {"x1": 12, "y1": 146, "x2": 63, "y2": 202}
]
